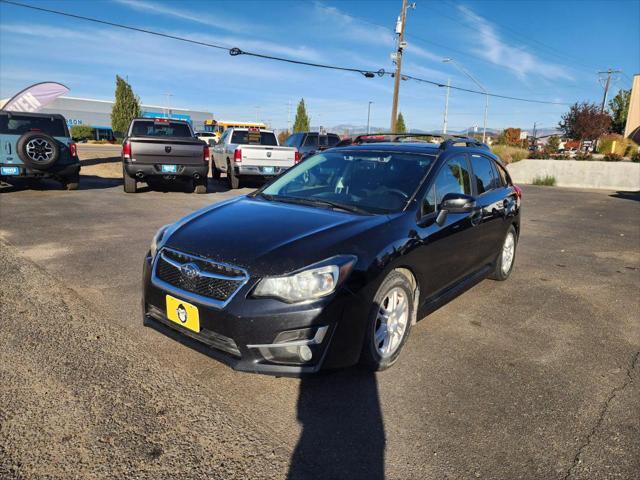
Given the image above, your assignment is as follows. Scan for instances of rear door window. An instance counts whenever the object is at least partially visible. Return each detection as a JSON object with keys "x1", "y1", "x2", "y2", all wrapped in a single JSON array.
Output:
[
  {"x1": 1, "y1": 114, "x2": 68, "y2": 136},
  {"x1": 303, "y1": 134, "x2": 318, "y2": 148},
  {"x1": 471, "y1": 154, "x2": 499, "y2": 194}
]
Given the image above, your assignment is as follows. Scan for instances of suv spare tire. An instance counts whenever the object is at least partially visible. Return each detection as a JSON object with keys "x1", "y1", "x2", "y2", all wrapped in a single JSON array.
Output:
[{"x1": 17, "y1": 131, "x2": 60, "y2": 171}]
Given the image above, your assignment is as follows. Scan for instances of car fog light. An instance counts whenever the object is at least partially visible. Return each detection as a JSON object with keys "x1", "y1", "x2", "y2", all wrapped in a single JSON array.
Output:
[{"x1": 298, "y1": 345, "x2": 312, "y2": 362}]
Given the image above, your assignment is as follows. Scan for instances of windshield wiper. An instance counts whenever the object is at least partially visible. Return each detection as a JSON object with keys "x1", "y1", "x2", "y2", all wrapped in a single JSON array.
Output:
[{"x1": 264, "y1": 195, "x2": 370, "y2": 215}]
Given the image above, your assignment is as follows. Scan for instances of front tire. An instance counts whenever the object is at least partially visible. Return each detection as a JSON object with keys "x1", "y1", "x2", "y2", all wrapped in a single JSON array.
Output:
[
  {"x1": 489, "y1": 225, "x2": 517, "y2": 281},
  {"x1": 360, "y1": 270, "x2": 415, "y2": 371}
]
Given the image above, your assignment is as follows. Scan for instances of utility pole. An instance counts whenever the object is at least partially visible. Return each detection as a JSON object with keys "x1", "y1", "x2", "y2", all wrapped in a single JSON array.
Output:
[
  {"x1": 598, "y1": 69, "x2": 622, "y2": 113},
  {"x1": 367, "y1": 101, "x2": 373, "y2": 134},
  {"x1": 532, "y1": 121, "x2": 537, "y2": 150},
  {"x1": 287, "y1": 99, "x2": 291, "y2": 132},
  {"x1": 164, "y1": 92, "x2": 173, "y2": 118},
  {"x1": 442, "y1": 78, "x2": 450, "y2": 134},
  {"x1": 390, "y1": 0, "x2": 415, "y2": 131}
]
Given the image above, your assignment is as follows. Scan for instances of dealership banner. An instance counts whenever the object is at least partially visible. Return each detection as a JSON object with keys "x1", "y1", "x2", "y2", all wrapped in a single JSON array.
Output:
[{"x1": 1, "y1": 82, "x2": 69, "y2": 113}]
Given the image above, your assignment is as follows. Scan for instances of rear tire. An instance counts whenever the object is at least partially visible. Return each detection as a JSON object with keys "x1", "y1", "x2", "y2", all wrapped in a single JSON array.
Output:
[
  {"x1": 123, "y1": 165, "x2": 137, "y2": 193},
  {"x1": 360, "y1": 270, "x2": 415, "y2": 371},
  {"x1": 489, "y1": 225, "x2": 517, "y2": 281},
  {"x1": 211, "y1": 162, "x2": 221, "y2": 180},
  {"x1": 226, "y1": 160, "x2": 240, "y2": 189}
]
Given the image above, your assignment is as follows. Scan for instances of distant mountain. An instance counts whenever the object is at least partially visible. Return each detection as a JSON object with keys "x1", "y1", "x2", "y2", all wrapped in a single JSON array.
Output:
[{"x1": 306, "y1": 124, "x2": 560, "y2": 138}]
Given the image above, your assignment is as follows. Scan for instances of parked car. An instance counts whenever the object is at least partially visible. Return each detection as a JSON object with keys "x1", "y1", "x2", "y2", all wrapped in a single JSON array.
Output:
[
  {"x1": 283, "y1": 131, "x2": 340, "y2": 160},
  {"x1": 121, "y1": 118, "x2": 209, "y2": 194},
  {"x1": 142, "y1": 136, "x2": 521, "y2": 376},
  {"x1": 0, "y1": 111, "x2": 80, "y2": 189},
  {"x1": 211, "y1": 127, "x2": 298, "y2": 189}
]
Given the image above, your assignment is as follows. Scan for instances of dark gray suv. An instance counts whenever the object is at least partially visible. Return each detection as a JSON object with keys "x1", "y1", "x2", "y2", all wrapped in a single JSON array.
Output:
[{"x1": 0, "y1": 112, "x2": 80, "y2": 189}]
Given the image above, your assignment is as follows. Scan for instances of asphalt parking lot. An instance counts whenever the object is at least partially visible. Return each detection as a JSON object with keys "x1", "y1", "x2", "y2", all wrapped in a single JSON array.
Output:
[{"x1": 1, "y1": 155, "x2": 638, "y2": 479}]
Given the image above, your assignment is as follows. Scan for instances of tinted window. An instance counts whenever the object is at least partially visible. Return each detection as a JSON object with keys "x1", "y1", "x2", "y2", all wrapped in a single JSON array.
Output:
[
  {"x1": 494, "y1": 162, "x2": 509, "y2": 186},
  {"x1": 319, "y1": 135, "x2": 340, "y2": 147},
  {"x1": 423, "y1": 185, "x2": 437, "y2": 215},
  {"x1": 231, "y1": 130, "x2": 278, "y2": 146},
  {"x1": 303, "y1": 134, "x2": 318, "y2": 147},
  {"x1": 0, "y1": 114, "x2": 67, "y2": 136},
  {"x1": 131, "y1": 121, "x2": 192, "y2": 137},
  {"x1": 434, "y1": 155, "x2": 472, "y2": 204},
  {"x1": 472, "y1": 155, "x2": 499, "y2": 194},
  {"x1": 262, "y1": 151, "x2": 436, "y2": 214}
]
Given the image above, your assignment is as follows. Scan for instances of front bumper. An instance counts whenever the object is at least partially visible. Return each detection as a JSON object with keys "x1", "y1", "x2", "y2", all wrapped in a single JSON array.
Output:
[
  {"x1": 124, "y1": 161, "x2": 208, "y2": 179},
  {"x1": 142, "y1": 253, "x2": 368, "y2": 376}
]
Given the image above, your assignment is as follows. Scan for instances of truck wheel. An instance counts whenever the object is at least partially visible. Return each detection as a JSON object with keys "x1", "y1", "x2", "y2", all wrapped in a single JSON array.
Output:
[
  {"x1": 63, "y1": 174, "x2": 80, "y2": 191},
  {"x1": 123, "y1": 165, "x2": 137, "y2": 193},
  {"x1": 226, "y1": 161, "x2": 240, "y2": 189},
  {"x1": 211, "y1": 162, "x2": 221, "y2": 180},
  {"x1": 194, "y1": 177, "x2": 208, "y2": 194}
]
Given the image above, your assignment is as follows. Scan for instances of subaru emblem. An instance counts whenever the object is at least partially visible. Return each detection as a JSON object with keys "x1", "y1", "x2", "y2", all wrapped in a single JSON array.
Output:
[
  {"x1": 267, "y1": 151, "x2": 272, "y2": 158},
  {"x1": 165, "y1": 146, "x2": 172, "y2": 153},
  {"x1": 180, "y1": 262, "x2": 200, "y2": 279}
]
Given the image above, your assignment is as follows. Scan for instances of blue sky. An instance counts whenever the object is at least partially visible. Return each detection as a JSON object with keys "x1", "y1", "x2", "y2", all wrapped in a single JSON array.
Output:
[{"x1": 1, "y1": 0, "x2": 638, "y2": 132}]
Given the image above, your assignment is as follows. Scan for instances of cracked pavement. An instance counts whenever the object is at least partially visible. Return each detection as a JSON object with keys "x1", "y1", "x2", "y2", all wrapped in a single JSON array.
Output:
[{"x1": 0, "y1": 173, "x2": 639, "y2": 479}]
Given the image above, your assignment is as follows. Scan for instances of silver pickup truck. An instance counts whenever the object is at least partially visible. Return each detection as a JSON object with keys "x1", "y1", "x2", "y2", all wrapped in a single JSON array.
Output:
[
  {"x1": 210, "y1": 127, "x2": 298, "y2": 189},
  {"x1": 122, "y1": 118, "x2": 209, "y2": 194}
]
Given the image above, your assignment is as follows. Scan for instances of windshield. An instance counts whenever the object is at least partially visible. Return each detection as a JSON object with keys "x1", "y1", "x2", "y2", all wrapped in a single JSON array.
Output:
[{"x1": 260, "y1": 150, "x2": 435, "y2": 214}]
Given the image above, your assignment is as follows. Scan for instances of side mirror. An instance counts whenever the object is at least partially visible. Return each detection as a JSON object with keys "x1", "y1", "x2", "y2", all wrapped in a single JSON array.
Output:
[{"x1": 435, "y1": 193, "x2": 476, "y2": 226}]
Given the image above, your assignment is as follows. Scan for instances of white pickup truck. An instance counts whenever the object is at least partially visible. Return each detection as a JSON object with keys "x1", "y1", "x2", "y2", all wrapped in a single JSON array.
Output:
[{"x1": 210, "y1": 127, "x2": 298, "y2": 189}]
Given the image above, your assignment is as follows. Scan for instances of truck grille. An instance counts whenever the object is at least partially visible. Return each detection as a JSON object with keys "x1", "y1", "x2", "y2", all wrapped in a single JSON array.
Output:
[{"x1": 154, "y1": 248, "x2": 248, "y2": 303}]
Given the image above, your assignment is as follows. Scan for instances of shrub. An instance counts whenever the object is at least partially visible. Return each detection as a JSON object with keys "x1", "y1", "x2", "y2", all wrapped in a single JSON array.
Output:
[
  {"x1": 532, "y1": 175, "x2": 556, "y2": 186},
  {"x1": 598, "y1": 134, "x2": 638, "y2": 156},
  {"x1": 602, "y1": 153, "x2": 623, "y2": 162},
  {"x1": 491, "y1": 144, "x2": 529, "y2": 164},
  {"x1": 70, "y1": 125, "x2": 94, "y2": 142},
  {"x1": 574, "y1": 152, "x2": 593, "y2": 161}
]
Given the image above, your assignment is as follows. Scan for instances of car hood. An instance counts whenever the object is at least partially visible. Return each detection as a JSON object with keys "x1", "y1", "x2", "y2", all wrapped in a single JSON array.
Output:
[{"x1": 163, "y1": 196, "x2": 390, "y2": 276}]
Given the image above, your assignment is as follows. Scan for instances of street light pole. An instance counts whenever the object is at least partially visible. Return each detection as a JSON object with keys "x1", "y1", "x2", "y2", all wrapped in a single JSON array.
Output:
[
  {"x1": 442, "y1": 58, "x2": 488, "y2": 142},
  {"x1": 443, "y1": 78, "x2": 450, "y2": 134},
  {"x1": 367, "y1": 101, "x2": 373, "y2": 134}
]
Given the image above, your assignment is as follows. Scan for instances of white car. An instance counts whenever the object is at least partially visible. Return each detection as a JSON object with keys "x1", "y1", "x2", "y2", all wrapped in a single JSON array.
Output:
[{"x1": 211, "y1": 127, "x2": 298, "y2": 189}]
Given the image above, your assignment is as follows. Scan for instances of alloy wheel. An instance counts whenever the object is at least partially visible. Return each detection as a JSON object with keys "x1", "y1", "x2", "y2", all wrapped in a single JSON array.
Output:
[
  {"x1": 374, "y1": 287, "x2": 409, "y2": 358},
  {"x1": 501, "y1": 231, "x2": 515, "y2": 274},
  {"x1": 25, "y1": 138, "x2": 54, "y2": 163}
]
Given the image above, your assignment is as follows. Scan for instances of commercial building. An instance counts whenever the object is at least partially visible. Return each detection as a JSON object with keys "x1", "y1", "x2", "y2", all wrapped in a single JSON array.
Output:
[
  {"x1": 29, "y1": 96, "x2": 212, "y2": 139},
  {"x1": 624, "y1": 74, "x2": 640, "y2": 143}
]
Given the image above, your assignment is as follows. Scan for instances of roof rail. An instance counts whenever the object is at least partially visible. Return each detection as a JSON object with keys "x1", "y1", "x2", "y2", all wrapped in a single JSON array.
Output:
[{"x1": 438, "y1": 136, "x2": 490, "y2": 150}]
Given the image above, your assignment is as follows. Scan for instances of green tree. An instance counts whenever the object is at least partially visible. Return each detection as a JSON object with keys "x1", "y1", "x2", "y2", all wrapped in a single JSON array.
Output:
[
  {"x1": 70, "y1": 125, "x2": 94, "y2": 142},
  {"x1": 608, "y1": 89, "x2": 631, "y2": 134},
  {"x1": 277, "y1": 129, "x2": 290, "y2": 145},
  {"x1": 111, "y1": 75, "x2": 141, "y2": 136},
  {"x1": 546, "y1": 135, "x2": 561, "y2": 153},
  {"x1": 396, "y1": 112, "x2": 406, "y2": 133},
  {"x1": 292, "y1": 98, "x2": 310, "y2": 132}
]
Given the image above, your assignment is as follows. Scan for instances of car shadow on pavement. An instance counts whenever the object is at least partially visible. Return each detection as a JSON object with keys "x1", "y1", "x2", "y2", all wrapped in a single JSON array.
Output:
[
  {"x1": 287, "y1": 369, "x2": 385, "y2": 480},
  {"x1": 610, "y1": 190, "x2": 640, "y2": 202}
]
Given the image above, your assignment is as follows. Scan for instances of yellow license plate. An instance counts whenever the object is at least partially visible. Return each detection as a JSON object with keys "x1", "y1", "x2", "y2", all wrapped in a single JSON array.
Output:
[{"x1": 166, "y1": 295, "x2": 200, "y2": 333}]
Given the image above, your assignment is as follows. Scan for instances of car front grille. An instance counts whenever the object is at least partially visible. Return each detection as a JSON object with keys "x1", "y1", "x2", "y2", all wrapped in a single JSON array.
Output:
[{"x1": 154, "y1": 248, "x2": 248, "y2": 303}]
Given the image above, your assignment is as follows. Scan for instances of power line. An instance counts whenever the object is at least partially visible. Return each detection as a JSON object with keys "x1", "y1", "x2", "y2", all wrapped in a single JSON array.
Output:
[{"x1": 0, "y1": 0, "x2": 571, "y2": 106}]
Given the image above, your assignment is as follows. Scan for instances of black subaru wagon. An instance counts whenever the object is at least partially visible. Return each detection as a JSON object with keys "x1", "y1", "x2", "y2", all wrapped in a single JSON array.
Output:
[{"x1": 142, "y1": 137, "x2": 521, "y2": 376}]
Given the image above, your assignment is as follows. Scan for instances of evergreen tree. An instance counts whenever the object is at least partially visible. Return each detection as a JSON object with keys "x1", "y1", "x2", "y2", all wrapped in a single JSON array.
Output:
[
  {"x1": 396, "y1": 112, "x2": 406, "y2": 133},
  {"x1": 111, "y1": 75, "x2": 141, "y2": 136},
  {"x1": 293, "y1": 98, "x2": 310, "y2": 132}
]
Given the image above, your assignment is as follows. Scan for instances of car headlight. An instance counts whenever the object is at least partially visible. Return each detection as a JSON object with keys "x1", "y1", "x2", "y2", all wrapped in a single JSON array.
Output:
[
  {"x1": 150, "y1": 224, "x2": 171, "y2": 258},
  {"x1": 253, "y1": 256, "x2": 356, "y2": 303}
]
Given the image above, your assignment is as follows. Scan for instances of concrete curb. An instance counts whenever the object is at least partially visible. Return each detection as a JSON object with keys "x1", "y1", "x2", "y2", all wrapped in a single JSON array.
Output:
[{"x1": 506, "y1": 159, "x2": 640, "y2": 191}]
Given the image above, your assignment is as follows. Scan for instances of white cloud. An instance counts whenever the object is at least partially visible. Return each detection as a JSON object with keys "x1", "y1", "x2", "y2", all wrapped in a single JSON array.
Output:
[
  {"x1": 457, "y1": 5, "x2": 573, "y2": 81},
  {"x1": 113, "y1": 0, "x2": 250, "y2": 33}
]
